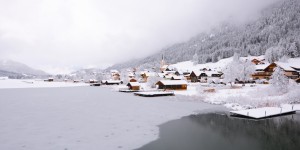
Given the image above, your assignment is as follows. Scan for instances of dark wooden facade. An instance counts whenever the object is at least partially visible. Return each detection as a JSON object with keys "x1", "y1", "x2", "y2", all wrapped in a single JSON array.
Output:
[
  {"x1": 126, "y1": 83, "x2": 140, "y2": 90},
  {"x1": 252, "y1": 63, "x2": 299, "y2": 80},
  {"x1": 156, "y1": 81, "x2": 187, "y2": 90}
]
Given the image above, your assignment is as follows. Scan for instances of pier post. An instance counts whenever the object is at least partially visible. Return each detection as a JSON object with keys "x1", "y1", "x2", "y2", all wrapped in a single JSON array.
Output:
[{"x1": 265, "y1": 111, "x2": 266, "y2": 117}]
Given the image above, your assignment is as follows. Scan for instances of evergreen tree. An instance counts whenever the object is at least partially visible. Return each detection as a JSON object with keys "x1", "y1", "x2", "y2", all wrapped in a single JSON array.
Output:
[
  {"x1": 223, "y1": 53, "x2": 240, "y2": 87},
  {"x1": 270, "y1": 67, "x2": 289, "y2": 94},
  {"x1": 192, "y1": 53, "x2": 199, "y2": 66},
  {"x1": 289, "y1": 42, "x2": 299, "y2": 57},
  {"x1": 238, "y1": 60, "x2": 256, "y2": 86}
]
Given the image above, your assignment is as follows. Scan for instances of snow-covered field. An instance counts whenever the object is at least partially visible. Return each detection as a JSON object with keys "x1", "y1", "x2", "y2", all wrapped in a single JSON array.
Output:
[
  {"x1": 170, "y1": 83, "x2": 300, "y2": 111},
  {"x1": 0, "y1": 79, "x2": 88, "y2": 89},
  {"x1": 169, "y1": 55, "x2": 266, "y2": 72},
  {"x1": 0, "y1": 86, "x2": 223, "y2": 150}
]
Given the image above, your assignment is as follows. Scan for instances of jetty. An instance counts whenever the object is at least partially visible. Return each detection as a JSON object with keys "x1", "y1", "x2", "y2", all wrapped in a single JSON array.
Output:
[
  {"x1": 119, "y1": 88, "x2": 140, "y2": 93},
  {"x1": 230, "y1": 107, "x2": 297, "y2": 119},
  {"x1": 90, "y1": 83, "x2": 101, "y2": 86},
  {"x1": 134, "y1": 91, "x2": 175, "y2": 97}
]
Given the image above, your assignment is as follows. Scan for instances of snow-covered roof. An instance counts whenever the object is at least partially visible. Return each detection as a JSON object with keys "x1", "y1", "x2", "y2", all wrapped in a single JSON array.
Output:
[
  {"x1": 89, "y1": 79, "x2": 98, "y2": 82},
  {"x1": 171, "y1": 76, "x2": 183, "y2": 80},
  {"x1": 102, "y1": 80, "x2": 122, "y2": 83},
  {"x1": 157, "y1": 73, "x2": 165, "y2": 77},
  {"x1": 205, "y1": 71, "x2": 222, "y2": 76},
  {"x1": 144, "y1": 72, "x2": 157, "y2": 77},
  {"x1": 164, "y1": 75, "x2": 173, "y2": 79},
  {"x1": 157, "y1": 80, "x2": 187, "y2": 85},
  {"x1": 275, "y1": 62, "x2": 296, "y2": 71},
  {"x1": 163, "y1": 71, "x2": 176, "y2": 74},
  {"x1": 175, "y1": 71, "x2": 183, "y2": 75},
  {"x1": 255, "y1": 64, "x2": 269, "y2": 70},
  {"x1": 128, "y1": 72, "x2": 135, "y2": 77},
  {"x1": 127, "y1": 82, "x2": 140, "y2": 86},
  {"x1": 191, "y1": 71, "x2": 205, "y2": 76}
]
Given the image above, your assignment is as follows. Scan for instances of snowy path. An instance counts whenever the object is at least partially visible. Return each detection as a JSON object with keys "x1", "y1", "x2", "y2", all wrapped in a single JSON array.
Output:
[{"x1": 0, "y1": 87, "x2": 223, "y2": 150}]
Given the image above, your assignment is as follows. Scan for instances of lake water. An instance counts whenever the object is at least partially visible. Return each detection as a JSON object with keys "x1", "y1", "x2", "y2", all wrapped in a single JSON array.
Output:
[{"x1": 136, "y1": 113, "x2": 300, "y2": 150}]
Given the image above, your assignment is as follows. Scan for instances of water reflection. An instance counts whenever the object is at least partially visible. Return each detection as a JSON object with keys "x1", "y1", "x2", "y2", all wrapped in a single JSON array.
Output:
[{"x1": 136, "y1": 113, "x2": 300, "y2": 150}]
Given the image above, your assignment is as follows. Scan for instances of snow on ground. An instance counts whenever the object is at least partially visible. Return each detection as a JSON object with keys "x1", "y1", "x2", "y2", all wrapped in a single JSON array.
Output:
[
  {"x1": 0, "y1": 79, "x2": 88, "y2": 89},
  {"x1": 168, "y1": 83, "x2": 300, "y2": 111},
  {"x1": 170, "y1": 55, "x2": 266, "y2": 72},
  {"x1": 0, "y1": 87, "x2": 224, "y2": 150}
]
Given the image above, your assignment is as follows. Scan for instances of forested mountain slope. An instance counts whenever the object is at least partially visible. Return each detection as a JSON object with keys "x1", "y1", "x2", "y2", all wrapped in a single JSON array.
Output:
[{"x1": 108, "y1": 0, "x2": 300, "y2": 70}]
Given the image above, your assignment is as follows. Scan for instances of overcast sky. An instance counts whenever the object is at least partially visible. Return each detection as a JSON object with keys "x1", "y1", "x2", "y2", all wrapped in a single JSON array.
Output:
[{"x1": 0, "y1": 0, "x2": 279, "y2": 74}]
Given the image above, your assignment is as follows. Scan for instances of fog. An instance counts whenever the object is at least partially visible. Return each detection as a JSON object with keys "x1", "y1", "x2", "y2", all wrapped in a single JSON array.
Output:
[{"x1": 0, "y1": 0, "x2": 279, "y2": 74}]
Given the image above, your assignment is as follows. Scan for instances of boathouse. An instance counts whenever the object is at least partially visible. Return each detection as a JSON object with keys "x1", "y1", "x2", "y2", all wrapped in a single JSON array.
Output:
[
  {"x1": 101, "y1": 80, "x2": 123, "y2": 85},
  {"x1": 129, "y1": 78, "x2": 137, "y2": 82},
  {"x1": 127, "y1": 82, "x2": 140, "y2": 90},
  {"x1": 156, "y1": 80, "x2": 188, "y2": 90}
]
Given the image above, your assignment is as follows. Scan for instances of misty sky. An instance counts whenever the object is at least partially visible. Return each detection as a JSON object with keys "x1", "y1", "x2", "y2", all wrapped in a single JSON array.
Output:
[{"x1": 0, "y1": 0, "x2": 279, "y2": 74}]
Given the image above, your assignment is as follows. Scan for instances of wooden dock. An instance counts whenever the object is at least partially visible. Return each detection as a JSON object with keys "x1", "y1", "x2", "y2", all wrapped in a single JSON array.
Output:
[
  {"x1": 119, "y1": 88, "x2": 140, "y2": 93},
  {"x1": 134, "y1": 91, "x2": 175, "y2": 97},
  {"x1": 90, "y1": 83, "x2": 101, "y2": 86},
  {"x1": 230, "y1": 107, "x2": 297, "y2": 119}
]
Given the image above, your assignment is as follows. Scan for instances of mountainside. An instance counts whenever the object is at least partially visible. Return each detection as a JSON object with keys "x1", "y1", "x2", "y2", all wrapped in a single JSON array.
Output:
[
  {"x1": 108, "y1": 0, "x2": 300, "y2": 70},
  {"x1": 0, "y1": 60, "x2": 49, "y2": 78}
]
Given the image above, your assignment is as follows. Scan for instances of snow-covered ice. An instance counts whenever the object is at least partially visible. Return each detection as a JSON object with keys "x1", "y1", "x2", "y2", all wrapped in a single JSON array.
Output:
[{"x1": 0, "y1": 86, "x2": 223, "y2": 150}]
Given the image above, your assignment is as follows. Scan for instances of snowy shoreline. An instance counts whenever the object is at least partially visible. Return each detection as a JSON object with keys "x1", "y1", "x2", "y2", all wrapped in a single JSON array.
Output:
[{"x1": 0, "y1": 79, "x2": 89, "y2": 89}]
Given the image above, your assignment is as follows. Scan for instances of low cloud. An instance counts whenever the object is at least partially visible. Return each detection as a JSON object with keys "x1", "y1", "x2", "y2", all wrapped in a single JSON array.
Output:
[{"x1": 0, "y1": 0, "x2": 279, "y2": 74}]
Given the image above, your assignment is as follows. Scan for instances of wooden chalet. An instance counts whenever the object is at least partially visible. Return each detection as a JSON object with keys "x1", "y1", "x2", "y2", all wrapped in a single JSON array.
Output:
[
  {"x1": 252, "y1": 62, "x2": 299, "y2": 80},
  {"x1": 190, "y1": 71, "x2": 202, "y2": 82},
  {"x1": 156, "y1": 80, "x2": 188, "y2": 90},
  {"x1": 162, "y1": 70, "x2": 176, "y2": 75},
  {"x1": 171, "y1": 76, "x2": 182, "y2": 80},
  {"x1": 296, "y1": 78, "x2": 300, "y2": 83},
  {"x1": 251, "y1": 58, "x2": 265, "y2": 65},
  {"x1": 175, "y1": 71, "x2": 190, "y2": 76},
  {"x1": 128, "y1": 72, "x2": 135, "y2": 78},
  {"x1": 275, "y1": 62, "x2": 299, "y2": 79},
  {"x1": 110, "y1": 70, "x2": 121, "y2": 80},
  {"x1": 88, "y1": 79, "x2": 98, "y2": 83},
  {"x1": 129, "y1": 78, "x2": 137, "y2": 82},
  {"x1": 127, "y1": 82, "x2": 140, "y2": 90},
  {"x1": 44, "y1": 78, "x2": 54, "y2": 82},
  {"x1": 252, "y1": 64, "x2": 270, "y2": 80},
  {"x1": 101, "y1": 80, "x2": 123, "y2": 85},
  {"x1": 73, "y1": 80, "x2": 80, "y2": 83},
  {"x1": 160, "y1": 65, "x2": 169, "y2": 72},
  {"x1": 140, "y1": 72, "x2": 157, "y2": 82},
  {"x1": 190, "y1": 71, "x2": 222, "y2": 82}
]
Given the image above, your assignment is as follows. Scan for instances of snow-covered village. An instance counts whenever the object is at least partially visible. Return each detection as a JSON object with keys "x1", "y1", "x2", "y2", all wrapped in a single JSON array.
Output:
[{"x1": 1, "y1": 0, "x2": 300, "y2": 150}]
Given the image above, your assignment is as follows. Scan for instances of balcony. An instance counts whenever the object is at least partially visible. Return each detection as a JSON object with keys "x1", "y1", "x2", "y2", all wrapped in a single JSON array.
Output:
[{"x1": 252, "y1": 72, "x2": 272, "y2": 76}]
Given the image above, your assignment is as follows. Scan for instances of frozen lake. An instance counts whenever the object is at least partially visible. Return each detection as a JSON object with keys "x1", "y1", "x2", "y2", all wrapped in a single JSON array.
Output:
[
  {"x1": 0, "y1": 86, "x2": 223, "y2": 150},
  {"x1": 137, "y1": 113, "x2": 300, "y2": 150}
]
